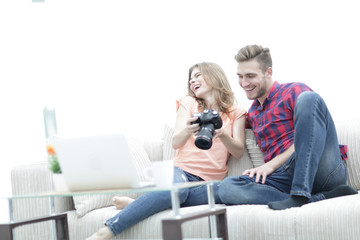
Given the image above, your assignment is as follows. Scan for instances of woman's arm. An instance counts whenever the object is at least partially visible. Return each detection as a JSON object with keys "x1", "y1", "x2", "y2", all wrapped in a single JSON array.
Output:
[
  {"x1": 171, "y1": 105, "x2": 200, "y2": 149},
  {"x1": 215, "y1": 115, "x2": 246, "y2": 159}
]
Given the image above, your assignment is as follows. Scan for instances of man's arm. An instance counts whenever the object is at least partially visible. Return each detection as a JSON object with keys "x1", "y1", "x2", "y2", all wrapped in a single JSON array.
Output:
[{"x1": 242, "y1": 144, "x2": 294, "y2": 183}]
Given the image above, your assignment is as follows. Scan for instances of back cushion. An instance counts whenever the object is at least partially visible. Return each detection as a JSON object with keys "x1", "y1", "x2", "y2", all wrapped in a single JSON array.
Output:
[
  {"x1": 336, "y1": 120, "x2": 360, "y2": 190},
  {"x1": 163, "y1": 124, "x2": 176, "y2": 160},
  {"x1": 227, "y1": 129, "x2": 261, "y2": 177}
]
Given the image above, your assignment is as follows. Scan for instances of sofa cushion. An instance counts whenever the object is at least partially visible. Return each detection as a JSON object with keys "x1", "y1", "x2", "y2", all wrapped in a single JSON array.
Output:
[
  {"x1": 72, "y1": 137, "x2": 151, "y2": 217},
  {"x1": 162, "y1": 124, "x2": 176, "y2": 160},
  {"x1": 336, "y1": 120, "x2": 360, "y2": 190},
  {"x1": 245, "y1": 129, "x2": 264, "y2": 168}
]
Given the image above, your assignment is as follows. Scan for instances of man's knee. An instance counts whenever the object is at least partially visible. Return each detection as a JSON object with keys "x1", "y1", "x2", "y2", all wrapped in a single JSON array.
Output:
[
  {"x1": 219, "y1": 177, "x2": 254, "y2": 205},
  {"x1": 296, "y1": 92, "x2": 324, "y2": 108},
  {"x1": 295, "y1": 91, "x2": 327, "y2": 116}
]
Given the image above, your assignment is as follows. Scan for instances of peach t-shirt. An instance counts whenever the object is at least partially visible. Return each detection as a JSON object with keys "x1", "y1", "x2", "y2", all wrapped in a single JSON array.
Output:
[{"x1": 173, "y1": 96, "x2": 246, "y2": 181}]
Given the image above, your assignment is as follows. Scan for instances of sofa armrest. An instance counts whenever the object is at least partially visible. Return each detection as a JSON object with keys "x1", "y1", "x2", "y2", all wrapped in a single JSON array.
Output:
[
  {"x1": 10, "y1": 162, "x2": 74, "y2": 239},
  {"x1": 11, "y1": 162, "x2": 74, "y2": 216}
]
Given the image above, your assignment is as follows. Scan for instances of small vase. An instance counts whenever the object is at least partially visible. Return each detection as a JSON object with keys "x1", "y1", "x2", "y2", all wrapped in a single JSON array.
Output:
[{"x1": 52, "y1": 173, "x2": 69, "y2": 192}]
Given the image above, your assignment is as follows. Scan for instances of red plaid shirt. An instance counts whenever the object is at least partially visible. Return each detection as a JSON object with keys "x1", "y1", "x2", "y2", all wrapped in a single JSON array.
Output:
[{"x1": 247, "y1": 81, "x2": 347, "y2": 163}]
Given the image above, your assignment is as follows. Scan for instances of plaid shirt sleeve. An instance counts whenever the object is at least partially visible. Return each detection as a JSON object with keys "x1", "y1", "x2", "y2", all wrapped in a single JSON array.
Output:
[
  {"x1": 339, "y1": 145, "x2": 348, "y2": 160},
  {"x1": 248, "y1": 81, "x2": 347, "y2": 163}
]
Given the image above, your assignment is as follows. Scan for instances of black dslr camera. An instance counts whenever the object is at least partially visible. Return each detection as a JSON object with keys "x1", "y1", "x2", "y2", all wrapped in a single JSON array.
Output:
[{"x1": 191, "y1": 109, "x2": 223, "y2": 150}]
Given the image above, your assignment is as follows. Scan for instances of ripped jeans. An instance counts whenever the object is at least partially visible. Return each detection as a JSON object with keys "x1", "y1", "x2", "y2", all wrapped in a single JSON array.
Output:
[{"x1": 105, "y1": 166, "x2": 221, "y2": 236}]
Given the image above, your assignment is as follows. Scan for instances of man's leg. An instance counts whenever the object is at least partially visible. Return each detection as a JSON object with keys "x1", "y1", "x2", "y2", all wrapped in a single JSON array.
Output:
[
  {"x1": 268, "y1": 92, "x2": 357, "y2": 210},
  {"x1": 219, "y1": 155, "x2": 295, "y2": 205}
]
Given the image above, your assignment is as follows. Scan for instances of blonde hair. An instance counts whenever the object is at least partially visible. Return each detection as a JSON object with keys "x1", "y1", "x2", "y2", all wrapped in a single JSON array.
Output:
[
  {"x1": 235, "y1": 45, "x2": 272, "y2": 73},
  {"x1": 187, "y1": 62, "x2": 235, "y2": 114}
]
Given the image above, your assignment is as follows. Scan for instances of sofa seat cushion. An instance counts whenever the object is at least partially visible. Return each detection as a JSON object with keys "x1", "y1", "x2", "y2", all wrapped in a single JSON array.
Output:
[
  {"x1": 295, "y1": 193, "x2": 360, "y2": 240},
  {"x1": 67, "y1": 194, "x2": 360, "y2": 240},
  {"x1": 225, "y1": 192, "x2": 360, "y2": 240}
]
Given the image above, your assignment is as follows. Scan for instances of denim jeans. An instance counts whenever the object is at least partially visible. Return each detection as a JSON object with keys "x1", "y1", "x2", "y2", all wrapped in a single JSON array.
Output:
[
  {"x1": 105, "y1": 166, "x2": 221, "y2": 236},
  {"x1": 219, "y1": 92, "x2": 347, "y2": 205}
]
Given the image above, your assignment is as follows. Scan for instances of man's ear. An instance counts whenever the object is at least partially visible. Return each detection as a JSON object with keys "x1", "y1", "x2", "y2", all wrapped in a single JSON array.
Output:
[{"x1": 265, "y1": 67, "x2": 273, "y2": 79}]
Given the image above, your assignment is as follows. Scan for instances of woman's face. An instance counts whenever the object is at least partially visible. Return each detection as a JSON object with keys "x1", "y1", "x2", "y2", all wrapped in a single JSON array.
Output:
[{"x1": 189, "y1": 68, "x2": 213, "y2": 99}]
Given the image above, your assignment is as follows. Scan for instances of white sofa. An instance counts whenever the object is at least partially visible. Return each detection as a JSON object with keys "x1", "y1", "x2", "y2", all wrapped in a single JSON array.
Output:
[{"x1": 11, "y1": 120, "x2": 360, "y2": 240}]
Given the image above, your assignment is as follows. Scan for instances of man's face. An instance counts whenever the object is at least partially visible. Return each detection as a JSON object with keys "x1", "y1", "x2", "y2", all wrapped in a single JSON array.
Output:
[{"x1": 237, "y1": 59, "x2": 272, "y2": 104}]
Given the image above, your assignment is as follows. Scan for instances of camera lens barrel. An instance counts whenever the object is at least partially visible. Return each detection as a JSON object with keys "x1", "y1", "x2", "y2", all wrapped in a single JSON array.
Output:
[
  {"x1": 192, "y1": 109, "x2": 223, "y2": 150},
  {"x1": 195, "y1": 124, "x2": 215, "y2": 150},
  {"x1": 195, "y1": 136, "x2": 213, "y2": 150}
]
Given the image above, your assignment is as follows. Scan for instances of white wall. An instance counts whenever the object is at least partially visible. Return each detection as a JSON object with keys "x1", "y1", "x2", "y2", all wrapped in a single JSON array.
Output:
[{"x1": 1, "y1": 0, "x2": 359, "y2": 221}]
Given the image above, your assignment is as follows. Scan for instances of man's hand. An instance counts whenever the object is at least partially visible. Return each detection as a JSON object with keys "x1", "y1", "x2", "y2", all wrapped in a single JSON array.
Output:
[
  {"x1": 242, "y1": 163, "x2": 276, "y2": 184},
  {"x1": 243, "y1": 144, "x2": 295, "y2": 184}
]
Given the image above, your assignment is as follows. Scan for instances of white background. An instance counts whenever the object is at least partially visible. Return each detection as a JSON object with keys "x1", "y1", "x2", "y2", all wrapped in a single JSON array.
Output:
[{"x1": 1, "y1": 0, "x2": 359, "y2": 221}]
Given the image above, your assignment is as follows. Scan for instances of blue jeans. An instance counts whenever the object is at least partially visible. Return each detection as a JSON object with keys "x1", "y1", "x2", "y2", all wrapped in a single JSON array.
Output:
[
  {"x1": 219, "y1": 92, "x2": 347, "y2": 205},
  {"x1": 105, "y1": 166, "x2": 221, "y2": 236}
]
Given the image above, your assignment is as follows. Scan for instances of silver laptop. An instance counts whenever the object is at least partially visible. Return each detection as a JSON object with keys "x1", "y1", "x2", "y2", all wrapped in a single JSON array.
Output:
[{"x1": 53, "y1": 134, "x2": 154, "y2": 191}]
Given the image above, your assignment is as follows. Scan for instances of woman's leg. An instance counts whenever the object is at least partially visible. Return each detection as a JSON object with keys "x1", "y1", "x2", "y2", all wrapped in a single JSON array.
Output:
[
  {"x1": 89, "y1": 167, "x2": 190, "y2": 238},
  {"x1": 112, "y1": 196, "x2": 135, "y2": 210},
  {"x1": 182, "y1": 182, "x2": 222, "y2": 206}
]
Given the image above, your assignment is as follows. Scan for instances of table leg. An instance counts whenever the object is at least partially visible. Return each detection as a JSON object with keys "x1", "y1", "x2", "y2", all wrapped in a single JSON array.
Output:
[
  {"x1": 55, "y1": 214, "x2": 69, "y2": 239},
  {"x1": 0, "y1": 224, "x2": 13, "y2": 240},
  {"x1": 49, "y1": 196, "x2": 57, "y2": 240},
  {"x1": 207, "y1": 182, "x2": 218, "y2": 238},
  {"x1": 8, "y1": 198, "x2": 14, "y2": 223},
  {"x1": 171, "y1": 188, "x2": 181, "y2": 218},
  {"x1": 7, "y1": 198, "x2": 14, "y2": 239},
  {"x1": 163, "y1": 182, "x2": 228, "y2": 240},
  {"x1": 0, "y1": 213, "x2": 69, "y2": 240}
]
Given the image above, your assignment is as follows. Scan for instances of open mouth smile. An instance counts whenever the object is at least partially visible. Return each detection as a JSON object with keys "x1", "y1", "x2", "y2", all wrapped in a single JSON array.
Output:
[
  {"x1": 193, "y1": 84, "x2": 201, "y2": 91},
  {"x1": 244, "y1": 86, "x2": 255, "y2": 93}
]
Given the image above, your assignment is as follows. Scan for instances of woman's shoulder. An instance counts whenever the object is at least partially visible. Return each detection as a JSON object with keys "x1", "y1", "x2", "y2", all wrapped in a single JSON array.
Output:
[
  {"x1": 176, "y1": 95, "x2": 198, "y2": 112},
  {"x1": 178, "y1": 95, "x2": 196, "y2": 103},
  {"x1": 228, "y1": 104, "x2": 247, "y2": 120}
]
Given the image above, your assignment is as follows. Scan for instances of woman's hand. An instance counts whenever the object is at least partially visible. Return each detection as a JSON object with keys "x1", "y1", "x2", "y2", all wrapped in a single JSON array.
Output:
[
  {"x1": 172, "y1": 106, "x2": 200, "y2": 149},
  {"x1": 209, "y1": 116, "x2": 245, "y2": 159},
  {"x1": 242, "y1": 163, "x2": 276, "y2": 184},
  {"x1": 186, "y1": 117, "x2": 200, "y2": 136},
  {"x1": 213, "y1": 128, "x2": 224, "y2": 139}
]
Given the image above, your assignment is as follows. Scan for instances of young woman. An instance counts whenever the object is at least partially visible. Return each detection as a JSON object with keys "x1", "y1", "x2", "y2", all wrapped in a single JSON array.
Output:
[{"x1": 87, "y1": 62, "x2": 246, "y2": 239}]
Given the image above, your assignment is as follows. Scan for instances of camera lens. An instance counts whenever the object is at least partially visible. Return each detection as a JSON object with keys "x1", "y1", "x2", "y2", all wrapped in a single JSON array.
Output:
[
  {"x1": 195, "y1": 124, "x2": 215, "y2": 150},
  {"x1": 195, "y1": 136, "x2": 212, "y2": 150}
]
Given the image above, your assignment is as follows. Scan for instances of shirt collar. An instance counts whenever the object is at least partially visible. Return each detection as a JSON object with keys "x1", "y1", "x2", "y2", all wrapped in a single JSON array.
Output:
[
  {"x1": 267, "y1": 81, "x2": 280, "y2": 100},
  {"x1": 253, "y1": 81, "x2": 280, "y2": 109}
]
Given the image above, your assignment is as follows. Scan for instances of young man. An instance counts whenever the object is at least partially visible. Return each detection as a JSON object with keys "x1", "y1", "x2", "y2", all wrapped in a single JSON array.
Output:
[{"x1": 218, "y1": 45, "x2": 357, "y2": 210}]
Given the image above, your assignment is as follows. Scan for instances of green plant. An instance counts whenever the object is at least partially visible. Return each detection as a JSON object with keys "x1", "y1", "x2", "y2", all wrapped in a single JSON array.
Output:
[{"x1": 47, "y1": 144, "x2": 62, "y2": 173}]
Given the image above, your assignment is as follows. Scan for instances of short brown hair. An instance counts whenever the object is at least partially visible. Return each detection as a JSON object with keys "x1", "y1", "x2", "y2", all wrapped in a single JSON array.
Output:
[{"x1": 235, "y1": 45, "x2": 272, "y2": 73}]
